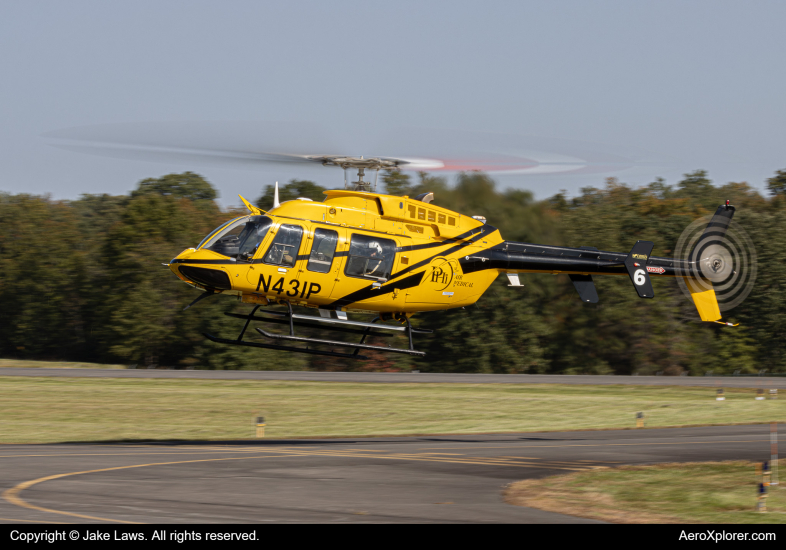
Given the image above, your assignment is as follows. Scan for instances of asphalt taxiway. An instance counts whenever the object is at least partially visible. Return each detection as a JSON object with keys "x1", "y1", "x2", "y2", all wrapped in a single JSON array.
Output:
[{"x1": 0, "y1": 425, "x2": 775, "y2": 523}]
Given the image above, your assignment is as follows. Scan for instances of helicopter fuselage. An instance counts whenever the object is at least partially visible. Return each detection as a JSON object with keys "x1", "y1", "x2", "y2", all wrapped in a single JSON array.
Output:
[
  {"x1": 168, "y1": 189, "x2": 729, "y2": 324},
  {"x1": 169, "y1": 190, "x2": 503, "y2": 315}
]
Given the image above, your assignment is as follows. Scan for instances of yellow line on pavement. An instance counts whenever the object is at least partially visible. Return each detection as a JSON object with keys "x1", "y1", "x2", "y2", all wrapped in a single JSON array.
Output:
[
  {"x1": 417, "y1": 439, "x2": 768, "y2": 451},
  {"x1": 2, "y1": 453, "x2": 303, "y2": 523},
  {"x1": 461, "y1": 459, "x2": 592, "y2": 469},
  {"x1": 418, "y1": 453, "x2": 463, "y2": 456},
  {"x1": 273, "y1": 448, "x2": 587, "y2": 469},
  {"x1": 264, "y1": 448, "x2": 590, "y2": 470},
  {"x1": 0, "y1": 450, "x2": 282, "y2": 459},
  {"x1": 573, "y1": 459, "x2": 624, "y2": 463}
]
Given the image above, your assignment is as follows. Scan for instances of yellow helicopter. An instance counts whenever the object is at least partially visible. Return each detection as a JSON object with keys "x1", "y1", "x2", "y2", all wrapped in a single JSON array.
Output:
[{"x1": 166, "y1": 156, "x2": 739, "y2": 360}]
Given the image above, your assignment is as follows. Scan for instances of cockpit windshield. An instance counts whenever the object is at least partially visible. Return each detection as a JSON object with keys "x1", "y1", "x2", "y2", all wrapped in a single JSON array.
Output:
[
  {"x1": 199, "y1": 216, "x2": 273, "y2": 261},
  {"x1": 196, "y1": 217, "x2": 243, "y2": 250}
]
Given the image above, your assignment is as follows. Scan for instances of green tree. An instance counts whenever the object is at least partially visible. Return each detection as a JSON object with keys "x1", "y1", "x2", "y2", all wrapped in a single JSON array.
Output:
[
  {"x1": 1, "y1": 167, "x2": 781, "y2": 374},
  {"x1": 414, "y1": 277, "x2": 552, "y2": 373},
  {"x1": 0, "y1": 194, "x2": 89, "y2": 360},
  {"x1": 132, "y1": 172, "x2": 218, "y2": 202},
  {"x1": 677, "y1": 170, "x2": 713, "y2": 195},
  {"x1": 766, "y1": 169, "x2": 786, "y2": 196},
  {"x1": 256, "y1": 179, "x2": 326, "y2": 211},
  {"x1": 382, "y1": 170, "x2": 413, "y2": 196}
]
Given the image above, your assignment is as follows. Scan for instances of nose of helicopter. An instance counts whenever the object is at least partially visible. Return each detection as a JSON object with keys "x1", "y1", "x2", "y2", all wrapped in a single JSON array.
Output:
[
  {"x1": 167, "y1": 247, "x2": 235, "y2": 292},
  {"x1": 167, "y1": 247, "x2": 197, "y2": 280}
]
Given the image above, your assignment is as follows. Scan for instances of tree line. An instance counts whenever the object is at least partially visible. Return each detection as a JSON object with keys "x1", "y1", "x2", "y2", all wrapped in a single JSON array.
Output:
[{"x1": 1, "y1": 168, "x2": 785, "y2": 374}]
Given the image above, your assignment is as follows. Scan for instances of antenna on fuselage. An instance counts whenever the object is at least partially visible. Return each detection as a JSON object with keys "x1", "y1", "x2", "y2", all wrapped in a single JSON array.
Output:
[{"x1": 273, "y1": 181, "x2": 281, "y2": 209}]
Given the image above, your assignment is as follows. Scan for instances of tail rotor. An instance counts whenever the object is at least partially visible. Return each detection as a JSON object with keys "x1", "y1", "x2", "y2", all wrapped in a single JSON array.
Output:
[{"x1": 674, "y1": 204, "x2": 757, "y2": 314}]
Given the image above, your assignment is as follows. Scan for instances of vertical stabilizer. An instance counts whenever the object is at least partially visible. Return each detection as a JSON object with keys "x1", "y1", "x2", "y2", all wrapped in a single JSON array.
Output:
[
  {"x1": 624, "y1": 241, "x2": 655, "y2": 298},
  {"x1": 684, "y1": 203, "x2": 735, "y2": 323},
  {"x1": 687, "y1": 278, "x2": 722, "y2": 322}
]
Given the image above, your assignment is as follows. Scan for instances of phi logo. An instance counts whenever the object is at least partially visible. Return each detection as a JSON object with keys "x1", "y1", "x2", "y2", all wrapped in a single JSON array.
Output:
[{"x1": 427, "y1": 258, "x2": 455, "y2": 291}]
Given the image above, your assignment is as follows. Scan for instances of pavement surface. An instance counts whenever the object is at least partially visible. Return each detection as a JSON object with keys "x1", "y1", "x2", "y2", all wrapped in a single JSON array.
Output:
[
  {"x1": 0, "y1": 425, "x2": 775, "y2": 523},
  {"x1": 2, "y1": 368, "x2": 786, "y2": 388}
]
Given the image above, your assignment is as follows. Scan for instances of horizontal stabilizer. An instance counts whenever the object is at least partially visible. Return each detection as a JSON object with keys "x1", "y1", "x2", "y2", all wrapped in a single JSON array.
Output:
[
  {"x1": 624, "y1": 241, "x2": 654, "y2": 298},
  {"x1": 506, "y1": 273, "x2": 523, "y2": 287},
  {"x1": 569, "y1": 274, "x2": 598, "y2": 303}
]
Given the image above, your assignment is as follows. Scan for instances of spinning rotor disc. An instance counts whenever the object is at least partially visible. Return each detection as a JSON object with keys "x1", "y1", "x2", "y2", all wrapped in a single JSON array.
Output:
[
  {"x1": 43, "y1": 122, "x2": 660, "y2": 180},
  {"x1": 674, "y1": 215, "x2": 757, "y2": 312}
]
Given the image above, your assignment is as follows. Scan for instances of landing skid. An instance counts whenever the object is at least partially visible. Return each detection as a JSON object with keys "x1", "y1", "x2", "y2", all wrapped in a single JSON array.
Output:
[{"x1": 203, "y1": 303, "x2": 430, "y2": 360}]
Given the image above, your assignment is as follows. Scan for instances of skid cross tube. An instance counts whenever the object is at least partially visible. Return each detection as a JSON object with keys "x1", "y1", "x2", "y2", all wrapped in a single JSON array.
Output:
[
  {"x1": 353, "y1": 317, "x2": 381, "y2": 357},
  {"x1": 236, "y1": 305, "x2": 261, "y2": 341},
  {"x1": 286, "y1": 301, "x2": 295, "y2": 336}
]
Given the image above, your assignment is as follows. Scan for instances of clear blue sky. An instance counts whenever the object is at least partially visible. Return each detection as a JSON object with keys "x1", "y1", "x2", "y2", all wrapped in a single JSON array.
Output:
[{"x1": 1, "y1": 0, "x2": 784, "y2": 205}]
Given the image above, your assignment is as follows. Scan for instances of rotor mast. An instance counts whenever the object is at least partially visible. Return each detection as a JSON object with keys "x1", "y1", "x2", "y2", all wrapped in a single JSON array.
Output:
[{"x1": 308, "y1": 156, "x2": 404, "y2": 192}]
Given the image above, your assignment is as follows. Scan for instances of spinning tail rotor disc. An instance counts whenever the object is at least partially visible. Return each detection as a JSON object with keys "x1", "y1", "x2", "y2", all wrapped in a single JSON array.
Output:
[{"x1": 674, "y1": 215, "x2": 757, "y2": 312}]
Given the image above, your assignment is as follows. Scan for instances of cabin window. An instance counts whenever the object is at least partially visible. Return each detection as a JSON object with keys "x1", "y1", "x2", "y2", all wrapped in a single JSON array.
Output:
[
  {"x1": 345, "y1": 234, "x2": 396, "y2": 281},
  {"x1": 263, "y1": 224, "x2": 303, "y2": 267},
  {"x1": 307, "y1": 228, "x2": 338, "y2": 273}
]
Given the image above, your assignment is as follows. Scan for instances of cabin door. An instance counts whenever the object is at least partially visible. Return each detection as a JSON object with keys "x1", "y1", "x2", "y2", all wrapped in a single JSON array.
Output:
[{"x1": 295, "y1": 225, "x2": 341, "y2": 306}]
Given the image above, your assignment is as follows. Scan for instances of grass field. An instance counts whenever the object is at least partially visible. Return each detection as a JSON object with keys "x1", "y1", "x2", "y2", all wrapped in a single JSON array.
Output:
[
  {"x1": 0, "y1": 359, "x2": 127, "y2": 369},
  {"x1": 0, "y1": 377, "x2": 783, "y2": 443},
  {"x1": 506, "y1": 461, "x2": 786, "y2": 524}
]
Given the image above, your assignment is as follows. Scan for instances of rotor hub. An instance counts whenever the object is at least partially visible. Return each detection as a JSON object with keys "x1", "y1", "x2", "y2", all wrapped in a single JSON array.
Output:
[
  {"x1": 306, "y1": 156, "x2": 405, "y2": 191},
  {"x1": 701, "y1": 244, "x2": 733, "y2": 283},
  {"x1": 308, "y1": 156, "x2": 403, "y2": 171}
]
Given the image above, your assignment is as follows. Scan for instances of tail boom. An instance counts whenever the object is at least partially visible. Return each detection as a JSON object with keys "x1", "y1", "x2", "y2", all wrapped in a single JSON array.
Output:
[
  {"x1": 459, "y1": 242, "x2": 699, "y2": 279},
  {"x1": 458, "y1": 203, "x2": 736, "y2": 323}
]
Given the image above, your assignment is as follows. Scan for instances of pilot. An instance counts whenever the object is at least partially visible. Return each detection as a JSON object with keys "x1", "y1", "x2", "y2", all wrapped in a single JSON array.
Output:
[
  {"x1": 266, "y1": 243, "x2": 285, "y2": 265},
  {"x1": 367, "y1": 241, "x2": 384, "y2": 275}
]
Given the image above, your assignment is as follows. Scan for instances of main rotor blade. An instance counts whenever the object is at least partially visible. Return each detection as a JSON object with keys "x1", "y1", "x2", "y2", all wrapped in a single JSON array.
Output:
[
  {"x1": 44, "y1": 121, "x2": 669, "y2": 177},
  {"x1": 44, "y1": 121, "x2": 342, "y2": 169}
]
